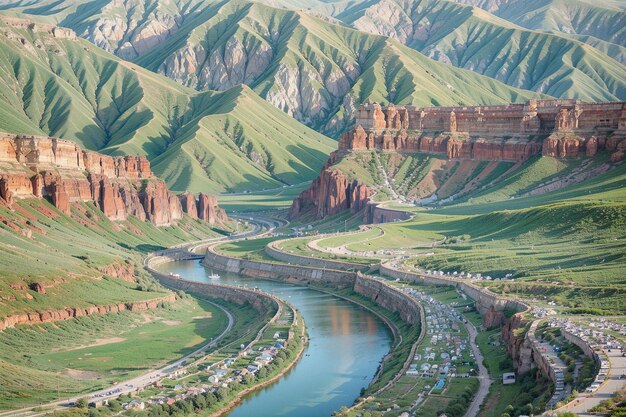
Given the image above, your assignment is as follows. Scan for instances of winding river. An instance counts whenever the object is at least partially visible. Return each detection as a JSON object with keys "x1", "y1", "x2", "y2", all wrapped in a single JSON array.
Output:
[{"x1": 156, "y1": 260, "x2": 391, "y2": 417}]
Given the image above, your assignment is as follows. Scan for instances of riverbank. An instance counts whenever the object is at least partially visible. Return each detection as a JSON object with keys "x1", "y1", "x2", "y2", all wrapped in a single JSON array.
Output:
[{"x1": 208, "y1": 308, "x2": 307, "y2": 417}]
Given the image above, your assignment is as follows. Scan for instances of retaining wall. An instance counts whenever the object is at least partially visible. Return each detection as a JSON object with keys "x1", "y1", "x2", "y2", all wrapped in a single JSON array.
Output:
[
  {"x1": 153, "y1": 269, "x2": 274, "y2": 314},
  {"x1": 265, "y1": 240, "x2": 370, "y2": 271},
  {"x1": 353, "y1": 274, "x2": 421, "y2": 325},
  {"x1": 379, "y1": 262, "x2": 529, "y2": 319},
  {"x1": 203, "y1": 246, "x2": 357, "y2": 289}
]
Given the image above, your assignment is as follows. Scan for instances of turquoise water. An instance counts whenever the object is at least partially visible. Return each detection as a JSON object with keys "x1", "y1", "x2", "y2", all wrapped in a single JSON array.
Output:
[{"x1": 156, "y1": 260, "x2": 392, "y2": 417}]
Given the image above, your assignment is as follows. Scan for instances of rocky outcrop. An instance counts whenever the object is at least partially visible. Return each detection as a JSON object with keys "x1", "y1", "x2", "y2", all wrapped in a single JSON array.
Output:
[
  {"x1": 177, "y1": 192, "x2": 227, "y2": 225},
  {"x1": 140, "y1": 181, "x2": 183, "y2": 227},
  {"x1": 0, "y1": 133, "x2": 227, "y2": 226},
  {"x1": 289, "y1": 159, "x2": 371, "y2": 219},
  {"x1": 0, "y1": 293, "x2": 176, "y2": 331},
  {"x1": 99, "y1": 262, "x2": 136, "y2": 283},
  {"x1": 197, "y1": 193, "x2": 227, "y2": 224},
  {"x1": 501, "y1": 312, "x2": 534, "y2": 374},
  {"x1": 294, "y1": 101, "x2": 626, "y2": 221},
  {"x1": 178, "y1": 192, "x2": 198, "y2": 220}
]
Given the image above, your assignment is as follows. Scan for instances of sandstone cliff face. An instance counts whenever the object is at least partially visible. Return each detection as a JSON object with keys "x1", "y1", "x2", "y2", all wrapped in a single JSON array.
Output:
[
  {"x1": 0, "y1": 133, "x2": 226, "y2": 226},
  {"x1": 0, "y1": 293, "x2": 176, "y2": 331},
  {"x1": 289, "y1": 159, "x2": 371, "y2": 219},
  {"x1": 501, "y1": 313, "x2": 534, "y2": 374},
  {"x1": 197, "y1": 193, "x2": 227, "y2": 224}
]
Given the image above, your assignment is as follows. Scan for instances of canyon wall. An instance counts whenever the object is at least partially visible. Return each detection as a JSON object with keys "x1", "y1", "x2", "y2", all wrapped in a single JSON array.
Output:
[
  {"x1": 292, "y1": 99, "x2": 626, "y2": 220},
  {"x1": 0, "y1": 293, "x2": 176, "y2": 331},
  {"x1": 0, "y1": 133, "x2": 226, "y2": 226},
  {"x1": 289, "y1": 154, "x2": 370, "y2": 219},
  {"x1": 343, "y1": 100, "x2": 626, "y2": 161}
]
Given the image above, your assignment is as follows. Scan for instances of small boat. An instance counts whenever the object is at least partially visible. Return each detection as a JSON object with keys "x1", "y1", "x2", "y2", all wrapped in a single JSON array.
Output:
[{"x1": 208, "y1": 271, "x2": 221, "y2": 279}]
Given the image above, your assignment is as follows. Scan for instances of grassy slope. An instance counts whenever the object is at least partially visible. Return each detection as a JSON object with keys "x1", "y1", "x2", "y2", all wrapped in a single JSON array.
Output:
[
  {"x1": 0, "y1": 296, "x2": 228, "y2": 409},
  {"x1": 304, "y1": 155, "x2": 626, "y2": 310},
  {"x1": 0, "y1": 198, "x2": 225, "y2": 316},
  {"x1": 0, "y1": 0, "x2": 545, "y2": 137},
  {"x1": 313, "y1": 0, "x2": 626, "y2": 101},
  {"x1": 0, "y1": 17, "x2": 336, "y2": 192}
]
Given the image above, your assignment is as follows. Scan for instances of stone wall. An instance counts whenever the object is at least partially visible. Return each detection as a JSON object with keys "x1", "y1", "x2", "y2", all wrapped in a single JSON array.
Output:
[
  {"x1": 203, "y1": 245, "x2": 357, "y2": 288},
  {"x1": 379, "y1": 262, "x2": 534, "y2": 372},
  {"x1": 365, "y1": 204, "x2": 413, "y2": 224},
  {"x1": 264, "y1": 239, "x2": 370, "y2": 271},
  {"x1": 202, "y1": 245, "x2": 424, "y2": 327},
  {"x1": 353, "y1": 274, "x2": 421, "y2": 325},
  {"x1": 379, "y1": 262, "x2": 528, "y2": 323},
  {"x1": 154, "y1": 273, "x2": 274, "y2": 314}
]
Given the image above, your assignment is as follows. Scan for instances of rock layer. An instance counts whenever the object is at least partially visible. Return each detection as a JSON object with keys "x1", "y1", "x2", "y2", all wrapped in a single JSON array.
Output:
[
  {"x1": 293, "y1": 99, "x2": 626, "y2": 220},
  {"x1": 0, "y1": 133, "x2": 226, "y2": 226},
  {"x1": 290, "y1": 155, "x2": 371, "y2": 219},
  {"x1": 0, "y1": 293, "x2": 176, "y2": 331}
]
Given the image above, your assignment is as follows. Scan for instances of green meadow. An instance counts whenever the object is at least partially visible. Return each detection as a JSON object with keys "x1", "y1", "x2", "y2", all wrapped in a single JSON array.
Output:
[{"x1": 0, "y1": 296, "x2": 233, "y2": 409}]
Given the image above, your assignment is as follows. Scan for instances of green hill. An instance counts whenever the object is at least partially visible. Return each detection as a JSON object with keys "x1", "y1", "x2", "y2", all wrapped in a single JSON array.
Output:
[
  {"x1": 0, "y1": 0, "x2": 546, "y2": 136},
  {"x1": 455, "y1": 0, "x2": 626, "y2": 46},
  {"x1": 0, "y1": 16, "x2": 336, "y2": 192},
  {"x1": 306, "y1": 0, "x2": 626, "y2": 100}
]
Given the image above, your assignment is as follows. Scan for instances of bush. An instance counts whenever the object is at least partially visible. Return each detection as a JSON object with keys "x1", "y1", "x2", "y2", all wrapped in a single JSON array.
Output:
[{"x1": 75, "y1": 398, "x2": 88, "y2": 409}]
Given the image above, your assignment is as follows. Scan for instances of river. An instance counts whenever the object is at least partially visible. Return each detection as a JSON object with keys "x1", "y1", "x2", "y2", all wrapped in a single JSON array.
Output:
[{"x1": 156, "y1": 260, "x2": 392, "y2": 417}]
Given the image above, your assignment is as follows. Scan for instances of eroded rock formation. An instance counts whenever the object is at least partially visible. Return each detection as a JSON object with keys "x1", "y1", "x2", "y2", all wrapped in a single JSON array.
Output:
[
  {"x1": 290, "y1": 155, "x2": 371, "y2": 219},
  {"x1": 0, "y1": 133, "x2": 226, "y2": 226},
  {"x1": 0, "y1": 293, "x2": 176, "y2": 331},
  {"x1": 294, "y1": 100, "x2": 626, "y2": 220}
]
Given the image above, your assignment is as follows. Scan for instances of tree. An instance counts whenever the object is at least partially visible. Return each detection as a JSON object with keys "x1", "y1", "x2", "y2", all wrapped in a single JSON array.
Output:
[
  {"x1": 75, "y1": 398, "x2": 88, "y2": 409},
  {"x1": 243, "y1": 373, "x2": 255, "y2": 385},
  {"x1": 216, "y1": 387, "x2": 230, "y2": 401}
]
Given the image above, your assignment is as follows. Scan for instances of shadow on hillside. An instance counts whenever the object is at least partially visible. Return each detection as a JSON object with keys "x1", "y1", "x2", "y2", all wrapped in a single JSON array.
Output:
[{"x1": 118, "y1": 242, "x2": 166, "y2": 253}]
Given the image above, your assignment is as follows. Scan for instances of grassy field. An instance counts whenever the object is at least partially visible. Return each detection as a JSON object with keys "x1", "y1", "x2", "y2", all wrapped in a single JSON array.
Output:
[
  {"x1": 215, "y1": 237, "x2": 280, "y2": 262},
  {"x1": 286, "y1": 159, "x2": 626, "y2": 312},
  {"x1": 0, "y1": 198, "x2": 228, "y2": 317},
  {"x1": 217, "y1": 183, "x2": 310, "y2": 212},
  {"x1": 0, "y1": 295, "x2": 232, "y2": 409},
  {"x1": 275, "y1": 237, "x2": 374, "y2": 265}
]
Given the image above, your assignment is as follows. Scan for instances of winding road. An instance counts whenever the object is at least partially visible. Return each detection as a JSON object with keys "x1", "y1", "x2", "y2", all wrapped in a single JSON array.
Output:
[
  {"x1": 0, "y1": 301, "x2": 234, "y2": 417},
  {"x1": 463, "y1": 320, "x2": 492, "y2": 417},
  {"x1": 1, "y1": 214, "x2": 284, "y2": 417}
]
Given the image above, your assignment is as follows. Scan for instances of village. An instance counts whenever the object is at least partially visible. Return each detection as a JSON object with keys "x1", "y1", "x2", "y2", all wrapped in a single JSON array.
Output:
[{"x1": 88, "y1": 294, "x2": 304, "y2": 414}]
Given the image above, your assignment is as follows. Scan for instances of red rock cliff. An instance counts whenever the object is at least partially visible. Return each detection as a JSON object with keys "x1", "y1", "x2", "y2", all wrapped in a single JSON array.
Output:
[
  {"x1": 289, "y1": 154, "x2": 371, "y2": 219},
  {"x1": 0, "y1": 133, "x2": 227, "y2": 226}
]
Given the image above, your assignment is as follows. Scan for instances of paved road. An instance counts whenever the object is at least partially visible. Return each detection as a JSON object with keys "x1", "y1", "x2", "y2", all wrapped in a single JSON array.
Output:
[
  {"x1": 0, "y1": 214, "x2": 287, "y2": 417},
  {"x1": 463, "y1": 320, "x2": 492, "y2": 417},
  {"x1": 559, "y1": 349, "x2": 626, "y2": 416},
  {"x1": 0, "y1": 301, "x2": 234, "y2": 417}
]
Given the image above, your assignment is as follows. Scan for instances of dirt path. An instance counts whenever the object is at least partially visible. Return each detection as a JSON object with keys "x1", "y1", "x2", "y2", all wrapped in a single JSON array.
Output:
[{"x1": 463, "y1": 320, "x2": 492, "y2": 417}]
